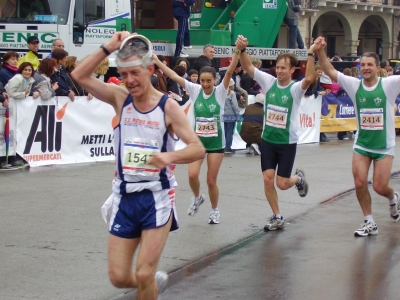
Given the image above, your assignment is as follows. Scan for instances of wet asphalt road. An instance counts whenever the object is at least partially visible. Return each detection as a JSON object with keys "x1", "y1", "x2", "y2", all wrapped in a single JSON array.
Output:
[
  {"x1": 2, "y1": 134, "x2": 400, "y2": 300},
  {"x1": 158, "y1": 181, "x2": 400, "y2": 300}
]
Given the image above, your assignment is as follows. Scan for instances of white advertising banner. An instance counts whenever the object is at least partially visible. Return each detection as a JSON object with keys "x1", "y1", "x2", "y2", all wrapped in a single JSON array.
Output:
[
  {"x1": 15, "y1": 97, "x2": 116, "y2": 167},
  {"x1": 9, "y1": 94, "x2": 321, "y2": 168},
  {"x1": 297, "y1": 95, "x2": 322, "y2": 144}
]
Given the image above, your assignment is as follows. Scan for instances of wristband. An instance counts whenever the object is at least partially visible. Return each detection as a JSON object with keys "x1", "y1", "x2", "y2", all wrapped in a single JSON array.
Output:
[
  {"x1": 241, "y1": 47, "x2": 246, "y2": 53},
  {"x1": 100, "y1": 44, "x2": 111, "y2": 56},
  {"x1": 308, "y1": 53, "x2": 314, "y2": 57}
]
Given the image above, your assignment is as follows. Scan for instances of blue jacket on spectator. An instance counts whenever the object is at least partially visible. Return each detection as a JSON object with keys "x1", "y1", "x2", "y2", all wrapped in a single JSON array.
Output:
[
  {"x1": 50, "y1": 66, "x2": 73, "y2": 96},
  {"x1": 172, "y1": 0, "x2": 195, "y2": 18},
  {"x1": 0, "y1": 65, "x2": 17, "y2": 87}
]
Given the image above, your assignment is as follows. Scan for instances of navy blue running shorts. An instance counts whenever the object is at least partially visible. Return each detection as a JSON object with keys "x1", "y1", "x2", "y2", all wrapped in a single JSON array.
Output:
[{"x1": 109, "y1": 188, "x2": 179, "y2": 239}]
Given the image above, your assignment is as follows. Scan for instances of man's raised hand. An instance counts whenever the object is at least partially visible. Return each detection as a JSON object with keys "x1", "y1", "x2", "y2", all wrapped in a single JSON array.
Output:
[{"x1": 104, "y1": 31, "x2": 136, "y2": 53}]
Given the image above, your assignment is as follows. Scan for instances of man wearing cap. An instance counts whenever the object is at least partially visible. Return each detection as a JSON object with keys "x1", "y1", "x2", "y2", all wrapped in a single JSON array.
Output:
[
  {"x1": 72, "y1": 32, "x2": 205, "y2": 300},
  {"x1": 18, "y1": 36, "x2": 41, "y2": 70}
]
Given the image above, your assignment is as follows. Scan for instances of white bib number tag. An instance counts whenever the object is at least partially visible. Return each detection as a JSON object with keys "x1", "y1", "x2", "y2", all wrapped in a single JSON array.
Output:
[
  {"x1": 195, "y1": 117, "x2": 218, "y2": 137},
  {"x1": 266, "y1": 104, "x2": 288, "y2": 129},
  {"x1": 122, "y1": 138, "x2": 160, "y2": 177},
  {"x1": 360, "y1": 108, "x2": 383, "y2": 130}
]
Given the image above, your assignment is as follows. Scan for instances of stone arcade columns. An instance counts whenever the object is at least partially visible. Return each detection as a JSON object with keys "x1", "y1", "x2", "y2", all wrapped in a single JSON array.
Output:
[{"x1": 343, "y1": 40, "x2": 360, "y2": 57}]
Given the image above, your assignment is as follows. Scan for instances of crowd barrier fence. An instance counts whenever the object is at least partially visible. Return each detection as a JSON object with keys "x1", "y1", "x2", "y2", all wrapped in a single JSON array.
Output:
[{"x1": 1, "y1": 94, "x2": 400, "y2": 167}]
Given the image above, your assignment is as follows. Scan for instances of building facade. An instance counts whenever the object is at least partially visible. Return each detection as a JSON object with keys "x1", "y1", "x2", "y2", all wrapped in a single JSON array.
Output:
[{"x1": 296, "y1": 0, "x2": 400, "y2": 59}]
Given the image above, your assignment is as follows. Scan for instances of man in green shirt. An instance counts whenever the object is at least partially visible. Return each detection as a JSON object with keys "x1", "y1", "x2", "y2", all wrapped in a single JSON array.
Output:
[
  {"x1": 235, "y1": 35, "x2": 319, "y2": 231},
  {"x1": 315, "y1": 37, "x2": 400, "y2": 237}
]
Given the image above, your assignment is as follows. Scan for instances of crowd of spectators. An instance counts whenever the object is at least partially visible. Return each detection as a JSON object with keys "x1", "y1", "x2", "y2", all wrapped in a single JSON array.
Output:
[
  {"x1": 2, "y1": 35, "x2": 400, "y2": 168},
  {"x1": 0, "y1": 37, "x2": 109, "y2": 167}
]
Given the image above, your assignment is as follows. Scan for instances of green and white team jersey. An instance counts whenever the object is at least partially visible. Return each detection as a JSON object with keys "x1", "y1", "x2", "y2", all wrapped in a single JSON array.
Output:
[
  {"x1": 337, "y1": 72, "x2": 400, "y2": 153},
  {"x1": 254, "y1": 68, "x2": 307, "y2": 144},
  {"x1": 185, "y1": 81, "x2": 228, "y2": 151}
]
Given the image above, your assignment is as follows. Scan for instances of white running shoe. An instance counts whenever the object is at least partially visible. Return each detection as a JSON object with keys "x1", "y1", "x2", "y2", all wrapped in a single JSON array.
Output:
[
  {"x1": 155, "y1": 271, "x2": 168, "y2": 296},
  {"x1": 354, "y1": 220, "x2": 378, "y2": 237},
  {"x1": 390, "y1": 192, "x2": 400, "y2": 222},
  {"x1": 208, "y1": 208, "x2": 220, "y2": 224},
  {"x1": 246, "y1": 147, "x2": 253, "y2": 154},
  {"x1": 183, "y1": 45, "x2": 192, "y2": 49},
  {"x1": 295, "y1": 168, "x2": 308, "y2": 197},
  {"x1": 179, "y1": 52, "x2": 189, "y2": 57},
  {"x1": 264, "y1": 215, "x2": 285, "y2": 231},
  {"x1": 187, "y1": 194, "x2": 205, "y2": 216}
]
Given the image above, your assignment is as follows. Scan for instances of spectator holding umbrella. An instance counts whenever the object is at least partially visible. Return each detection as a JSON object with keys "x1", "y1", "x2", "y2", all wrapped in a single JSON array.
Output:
[{"x1": 0, "y1": 82, "x2": 9, "y2": 108}]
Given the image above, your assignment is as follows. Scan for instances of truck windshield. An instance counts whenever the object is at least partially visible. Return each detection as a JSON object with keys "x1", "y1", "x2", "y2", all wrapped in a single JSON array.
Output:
[{"x1": 0, "y1": 0, "x2": 70, "y2": 25}]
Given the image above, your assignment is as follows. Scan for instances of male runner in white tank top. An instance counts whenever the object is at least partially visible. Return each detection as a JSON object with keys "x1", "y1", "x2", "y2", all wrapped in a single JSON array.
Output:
[{"x1": 72, "y1": 32, "x2": 205, "y2": 299}]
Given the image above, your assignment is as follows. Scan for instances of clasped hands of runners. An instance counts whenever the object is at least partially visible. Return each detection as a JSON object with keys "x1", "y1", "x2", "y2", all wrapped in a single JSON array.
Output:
[
  {"x1": 235, "y1": 35, "x2": 248, "y2": 51},
  {"x1": 310, "y1": 37, "x2": 326, "y2": 53},
  {"x1": 311, "y1": 37, "x2": 327, "y2": 52}
]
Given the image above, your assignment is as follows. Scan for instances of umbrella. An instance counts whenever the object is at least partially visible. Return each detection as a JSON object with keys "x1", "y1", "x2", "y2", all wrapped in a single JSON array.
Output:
[{"x1": 3, "y1": 108, "x2": 10, "y2": 167}]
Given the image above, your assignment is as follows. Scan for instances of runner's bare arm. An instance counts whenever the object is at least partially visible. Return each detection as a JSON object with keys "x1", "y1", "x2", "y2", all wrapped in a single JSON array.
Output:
[
  {"x1": 149, "y1": 99, "x2": 205, "y2": 169},
  {"x1": 152, "y1": 55, "x2": 187, "y2": 89},
  {"x1": 72, "y1": 54, "x2": 125, "y2": 108},
  {"x1": 236, "y1": 35, "x2": 255, "y2": 78},
  {"x1": 222, "y1": 52, "x2": 240, "y2": 90},
  {"x1": 72, "y1": 32, "x2": 132, "y2": 108},
  {"x1": 301, "y1": 39, "x2": 318, "y2": 90},
  {"x1": 314, "y1": 36, "x2": 339, "y2": 83}
]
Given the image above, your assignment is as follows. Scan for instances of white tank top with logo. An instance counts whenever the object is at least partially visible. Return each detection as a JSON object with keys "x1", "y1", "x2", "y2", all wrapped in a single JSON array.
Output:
[{"x1": 112, "y1": 94, "x2": 177, "y2": 194}]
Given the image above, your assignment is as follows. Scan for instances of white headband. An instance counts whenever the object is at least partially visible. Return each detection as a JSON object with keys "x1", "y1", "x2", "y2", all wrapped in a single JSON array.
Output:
[{"x1": 117, "y1": 35, "x2": 153, "y2": 68}]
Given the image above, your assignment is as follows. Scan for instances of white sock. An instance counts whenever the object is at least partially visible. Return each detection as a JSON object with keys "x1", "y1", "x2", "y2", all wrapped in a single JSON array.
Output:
[
  {"x1": 212, "y1": 207, "x2": 219, "y2": 211},
  {"x1": 195, "y1": 195, "x2": 202, "y2": 200},
  {"x1": 297, "y1": 176, "x2": 302, "y2": 184},
  {"x1": 364, "y1": 215, "x2": 374, "y2": 223},
  {"x1": 389, "y1": 193, "x2": 398, "y2": 205},
  {"x1": 275, "y1": 214, "x2": 282, "y2": 219}
]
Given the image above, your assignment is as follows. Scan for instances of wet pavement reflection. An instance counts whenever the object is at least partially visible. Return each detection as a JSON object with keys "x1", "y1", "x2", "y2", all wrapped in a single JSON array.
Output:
[{"x1": 157, "y1": 182, "x2": 400, "y2": 300}]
